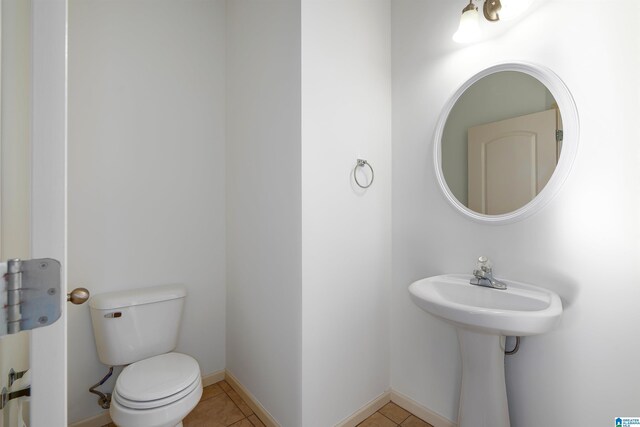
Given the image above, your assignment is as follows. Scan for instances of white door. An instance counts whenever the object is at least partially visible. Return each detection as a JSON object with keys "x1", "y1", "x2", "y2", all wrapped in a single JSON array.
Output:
[
  {"x1": 468, "y1": 109, "x2": 558, "y2": 215},
  {"x1": 0, "y1": 0, "x2": 32, "y2": 425},
  {"x1": 0, "y1": 0, "x2": 67, "y2": 426},
  {"x1": 30, "y1": 1, "x2": 67, "y2": 425}
]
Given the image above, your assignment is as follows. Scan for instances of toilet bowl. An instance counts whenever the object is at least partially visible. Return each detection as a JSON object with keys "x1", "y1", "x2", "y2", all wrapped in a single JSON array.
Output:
[
  {"x1": 109, "y1": 353, "x2": 202, "y2": 427},
  {"x1": 89, "y1": 285, "x2": 201, "y2": 427}
]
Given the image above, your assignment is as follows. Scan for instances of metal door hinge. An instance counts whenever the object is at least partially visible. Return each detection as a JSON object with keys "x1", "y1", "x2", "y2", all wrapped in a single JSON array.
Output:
[
  {"x1": 2, "y1": 258, "x2": 62, "y2": 336},
  {"x1": 8, "y1": 369, "x2": 27, "y2": 388},
  {"x1": 0, "y1": 386, "x2": 30, "y2": 410},
  {"x1": 556, "y1": 129, "x2": 564, "y2": 142}
]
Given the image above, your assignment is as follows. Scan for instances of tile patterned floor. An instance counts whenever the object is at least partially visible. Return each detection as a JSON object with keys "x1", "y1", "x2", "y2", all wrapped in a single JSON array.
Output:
[
  {"x1": 102, "y1": 380, "x2": 266, "y2": 427},
  {"x1": 357, "y1": 402, "x2": 434, "y2": 427},
  {"x1": 103, "y1": 383, "x2": 432, "y2": 427}
]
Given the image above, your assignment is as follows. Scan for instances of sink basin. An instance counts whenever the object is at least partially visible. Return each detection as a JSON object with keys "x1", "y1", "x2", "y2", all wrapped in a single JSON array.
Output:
[
  {"x1": 409, "y1": 274, "x2": 563, "y2": 427},
  {"x1": 409, "y1": 274, "x2": 562, "y2": 336}
]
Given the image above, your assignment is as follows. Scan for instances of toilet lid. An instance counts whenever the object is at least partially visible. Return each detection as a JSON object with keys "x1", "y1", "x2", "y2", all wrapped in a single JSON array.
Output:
[
  {"x1": 116, "y1": 353, "x2": 200, "y2": 403},
  {"x1": 113, "y1": 373, "x2": 201, "y2": 410}
]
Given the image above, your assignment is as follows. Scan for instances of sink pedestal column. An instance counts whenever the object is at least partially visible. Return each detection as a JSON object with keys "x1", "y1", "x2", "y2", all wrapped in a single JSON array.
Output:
[{"x1": 456, "y1": 329, "x2": 510, "y2": 427}]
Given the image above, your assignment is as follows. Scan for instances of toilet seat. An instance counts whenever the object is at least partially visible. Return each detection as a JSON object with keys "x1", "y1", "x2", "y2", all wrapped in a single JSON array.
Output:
[
  {"x1": 114, "y1": 374, "x2": 200, "y2": 410},
  {"x1": 114, "y1": 352, "x2": 200, "y2": 410}
]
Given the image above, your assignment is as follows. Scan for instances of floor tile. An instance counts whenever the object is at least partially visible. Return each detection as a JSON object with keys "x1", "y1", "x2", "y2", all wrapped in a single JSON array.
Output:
[
  {"x1": 100, "y1": 383, "x2": 430, "y2": 427},
  {"x1": 226, "y1": 387, "x2": 254, "y2": 416},
  {"x1": 358, "y1": 412, "x2": 398, "y2": 427},
  {"x1": 379, "y1": 402, "x2": 411, "y2": 424},
  {"x1": 400, "y1": 415, "x2": 434, "y2": 427},
  {"x1": 229, "y1": 419, "x2": 253, "y2": 427},
  {"x1": 201, "y1": 382, "x2": 225, "y2": 401},
  {"x1": 183, "y1": 392, "x2": 245, "y2": 426},
  {"x1": 247, "y1": 414, "x2": 266, "y2": 427}
]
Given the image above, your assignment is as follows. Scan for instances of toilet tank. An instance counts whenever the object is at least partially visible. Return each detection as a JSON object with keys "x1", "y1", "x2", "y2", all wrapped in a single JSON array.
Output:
[{"x1": 89, "y1": 284, "x2": 187, "y2": 366}]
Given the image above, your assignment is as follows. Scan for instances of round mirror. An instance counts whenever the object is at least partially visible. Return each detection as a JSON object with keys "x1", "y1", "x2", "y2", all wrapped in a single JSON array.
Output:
[{"x1": 434, "y1": 62, "x2": 579, "y2": 224}]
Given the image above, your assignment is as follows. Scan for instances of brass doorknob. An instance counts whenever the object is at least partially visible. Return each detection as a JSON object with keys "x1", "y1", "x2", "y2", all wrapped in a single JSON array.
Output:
[{"x1": 67, "y1": 287, "x2": 90, "y2": 305}]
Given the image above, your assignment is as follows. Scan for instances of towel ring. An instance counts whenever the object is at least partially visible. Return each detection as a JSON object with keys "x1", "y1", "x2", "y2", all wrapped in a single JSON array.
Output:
[{"x1": 354, "y1": 159, "x2": 374, "y2": 189}]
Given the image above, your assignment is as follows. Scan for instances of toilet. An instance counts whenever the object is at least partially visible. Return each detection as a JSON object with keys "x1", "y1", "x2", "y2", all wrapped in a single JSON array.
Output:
[{"x1": 89, "y1": 284, "x2": 202, "y2": 427}]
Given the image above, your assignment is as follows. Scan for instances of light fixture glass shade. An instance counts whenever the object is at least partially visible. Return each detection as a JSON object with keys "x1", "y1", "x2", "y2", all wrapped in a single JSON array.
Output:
[{"x1": 453, "y1": 8, "x2": 481, "y2": 43}]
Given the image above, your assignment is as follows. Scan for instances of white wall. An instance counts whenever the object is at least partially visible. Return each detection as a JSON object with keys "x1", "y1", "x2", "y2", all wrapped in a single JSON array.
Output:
[
  {"x1": 227, "y1": 3, "x2": 392, "y2": 426},
  {"x1": 67, "y1": 1, "x2": 227, "y2": 423},
  {"x1": 225, "y1": 3, "x2": 302, "y2": 427},
  {"x1": 301, "y1": 1, "x2": 391, "y2": 425},
  {"x1": 391, "y1": 0, "x2": 640, "y2": 425}
]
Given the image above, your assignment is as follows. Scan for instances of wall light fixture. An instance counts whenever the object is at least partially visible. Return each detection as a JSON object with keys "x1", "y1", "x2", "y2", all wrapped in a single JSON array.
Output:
[
  {"x1": 453, "y1": 0, "x2": 501, "y2": 43},
  {"x1": 453, "y1": 0, "x2": 535, "y2": 43}
]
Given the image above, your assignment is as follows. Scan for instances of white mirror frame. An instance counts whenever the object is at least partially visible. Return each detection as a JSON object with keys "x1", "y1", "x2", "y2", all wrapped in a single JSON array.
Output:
[{"x1": 433, "y1": 61, "x2": 579, "y2": 224}]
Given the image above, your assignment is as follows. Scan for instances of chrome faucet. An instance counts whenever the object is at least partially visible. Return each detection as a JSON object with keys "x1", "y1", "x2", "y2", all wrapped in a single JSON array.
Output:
[{"x1": 470, "y1": 256, "x2": 507, "y2": 290}]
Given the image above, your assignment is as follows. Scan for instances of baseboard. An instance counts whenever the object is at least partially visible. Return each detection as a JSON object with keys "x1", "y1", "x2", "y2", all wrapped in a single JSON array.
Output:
[
  {"x1": 68, "y1": 410, "x2": 111, "y2": 427},
  {"x1": 68, "y1": 369, "x2": 226, "y2": 427},
  {"x1": 224, "y1": 371, "x2": 280, "y2": 427},
  {"x1": 202, "y1": 369, "x2": 225, "y2": 387},
  {"x1": 390, "y1": 390, "x2": 456, "y2": 427},
  {"x1": 223, "y1": 373, "x2": 391, "y2": 427},
  {"x1": 335, "y1": 390, "x2": 391, "y2": 427}
]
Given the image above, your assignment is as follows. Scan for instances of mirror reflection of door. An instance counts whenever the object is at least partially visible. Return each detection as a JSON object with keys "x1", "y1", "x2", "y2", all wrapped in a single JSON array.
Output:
[
  {"x1": 467, "y1": 109, "x2": 558, "y2": 215},
  {"x1": 0, "y1": 1, "x2": 32, "y2": 426},
  {"x1": 441, "y1": 70, "x2": 563, "y2": 216}
]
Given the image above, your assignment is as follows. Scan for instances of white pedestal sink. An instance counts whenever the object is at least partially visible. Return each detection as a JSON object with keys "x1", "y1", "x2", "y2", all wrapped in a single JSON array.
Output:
[{"x1": 409, "y1": 274, "x2": 562, "y2": 427}]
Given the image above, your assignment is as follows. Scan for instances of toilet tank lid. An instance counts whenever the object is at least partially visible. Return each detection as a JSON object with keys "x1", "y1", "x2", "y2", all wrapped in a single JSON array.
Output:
[{"x1": 89, "y1": 284, "x2": 187, "y2": 310}]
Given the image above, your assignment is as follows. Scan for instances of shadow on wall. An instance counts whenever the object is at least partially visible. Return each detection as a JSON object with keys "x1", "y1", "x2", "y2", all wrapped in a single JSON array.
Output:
[{"x1": 530, "y1": 267, "x2": 580, "y2": 311}]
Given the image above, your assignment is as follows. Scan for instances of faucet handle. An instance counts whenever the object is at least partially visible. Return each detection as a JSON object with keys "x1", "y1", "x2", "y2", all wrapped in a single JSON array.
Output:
[
  {"x1": 475, "y1": 256, "x2": 493, "y2": 275},
  {"x1": 471, "y1": 256, "x2": 507, "y2": 289}
]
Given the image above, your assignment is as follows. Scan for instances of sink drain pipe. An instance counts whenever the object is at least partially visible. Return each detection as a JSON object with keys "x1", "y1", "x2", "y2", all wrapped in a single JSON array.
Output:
[
  {"x1": 89, "y1": 367, "x2": 113, "y2": 409},
  {"x1": 505, "y1": 337, "x2": 520, "y2": 355}
]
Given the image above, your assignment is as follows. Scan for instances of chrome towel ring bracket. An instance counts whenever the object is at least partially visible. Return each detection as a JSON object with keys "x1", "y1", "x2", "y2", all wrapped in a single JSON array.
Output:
[{"x1": 354, "y1": 159, "x2": 374, "y2": 189}]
